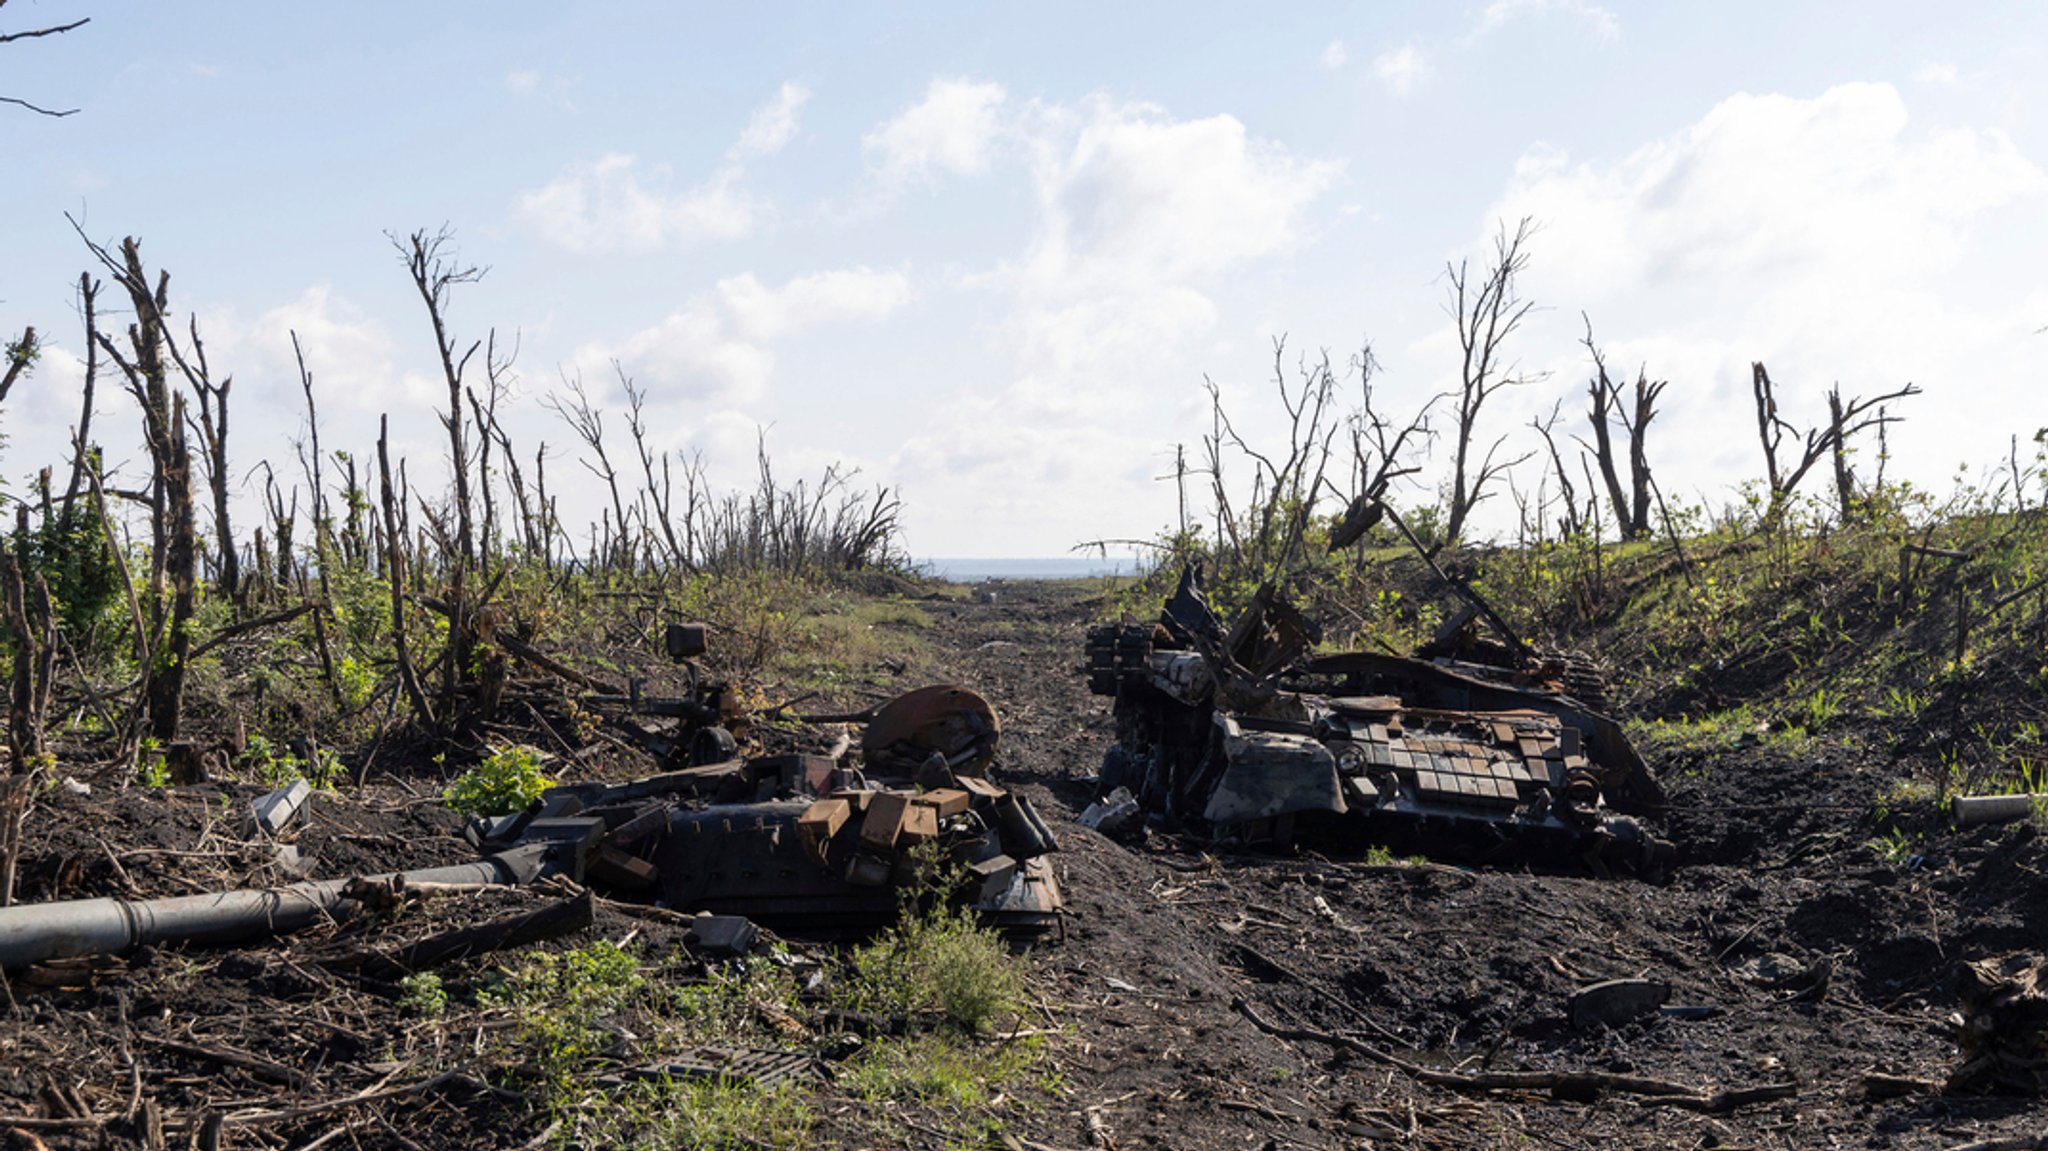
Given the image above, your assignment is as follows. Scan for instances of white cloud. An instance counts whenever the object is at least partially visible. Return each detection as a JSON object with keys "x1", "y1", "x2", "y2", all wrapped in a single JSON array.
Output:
[
  {"x1": 1494, "y1": 83, "x2": 2042, "y2": 297},
  {"x1": 1471, "y1": 0, "x2": 1621, "y2": 44},
  {"x1": 887, "y1": 95, "x2": 1340, "y2": 552},
  {"x1": 1372, "y1": 43, "x2": 1431, "y2": 97},
  {"x1": 735, "y1": 82, "x2": 812, "y2": 158},
  {"x1": 515, "y1": 83, "x2": 808, "y2": 253},
  {"x1": 719, "y1": 267, "x2": 915, "y2": 341},
  {"x1": 1472, "y1": 81, "x2": 2048, "y2": 528},
  {"x1": 515, "y1": 154, "x2": 754, "y2": 254},
  {"x1": 252, "y1": 285, "x2": 417, "y2": 414},
  {"x1": 579, "y1": 266, "x2": 915, "y2": 411},
  {"x1": 864, "y1": 78, "x2": 1008, "y2": 189},
  {"x1": 505, "y1": 70, "x2": 540, "y2": 94},
  {"x1": 1320, "y1": 39, "x2": 1349, "y2": 70}
]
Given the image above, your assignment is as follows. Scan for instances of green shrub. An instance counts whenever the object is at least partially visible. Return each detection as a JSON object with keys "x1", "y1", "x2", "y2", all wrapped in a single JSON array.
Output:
[
  {"x1": 487, "y1": 940, "x2": 645, "y2": 1106},
  {"x1": 846, "y1": 896, "x2": 1023, "y2": 1034},
  {"x1": 398, "y1": 972, "x2": 447, "y2": 1017},
  {"x1": 443, "y1": 744, "x2": 553, "y2": 816},
  {"x1": 240, "y1": 734, "x2": 347, "y2": 790}
]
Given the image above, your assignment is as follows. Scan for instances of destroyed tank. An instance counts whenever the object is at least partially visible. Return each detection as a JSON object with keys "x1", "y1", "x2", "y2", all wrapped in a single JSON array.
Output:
[
  {"x1": 1, "y1": 631, "x2": 1062, "y2": 972},
  {"x1": 1085, "y1": 566, "x2": 1672, "y2": 876}
]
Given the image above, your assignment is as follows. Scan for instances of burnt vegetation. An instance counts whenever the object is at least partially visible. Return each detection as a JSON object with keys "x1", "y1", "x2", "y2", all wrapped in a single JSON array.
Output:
[{"x1": 2, "y1": 209, "x2": 2046, "y2": 1151}]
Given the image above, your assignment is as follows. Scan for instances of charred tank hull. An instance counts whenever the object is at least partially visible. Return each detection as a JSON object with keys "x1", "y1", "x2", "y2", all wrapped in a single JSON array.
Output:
[{"x1": 1085, "y1": 576, "x2": 1672, "y2": 876}]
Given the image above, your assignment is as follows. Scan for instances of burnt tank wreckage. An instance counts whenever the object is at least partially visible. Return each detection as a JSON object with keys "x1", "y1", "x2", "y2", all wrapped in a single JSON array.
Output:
[
  {"x1": 0, "y1": 625, "x2": 1061, "y2": 971},
  {"x1": 1085, "y1": 567, "x2": 1673, "y2": 876}
]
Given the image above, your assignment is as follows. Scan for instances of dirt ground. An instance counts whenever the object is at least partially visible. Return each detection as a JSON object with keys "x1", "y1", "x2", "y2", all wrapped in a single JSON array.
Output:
[{"x1": 3, "y1": 579, "x2": 2044, "y2": 1150}]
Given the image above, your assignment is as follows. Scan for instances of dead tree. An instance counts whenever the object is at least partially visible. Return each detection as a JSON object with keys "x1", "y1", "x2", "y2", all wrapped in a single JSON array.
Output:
[
  {"x1": 2, "y1": 524, "x2": 57, "y2": 769},
  {"x1": 1750, "y1": 362, "x2": 1920, "y2": 526},
  {"x1": 621, "y1": 368, "x2": 686, "y2": 568},
  {"x1": 1, "y1": 327, "x2": 36, "y2": 404},
  {"x1": 1199, "y1": 339, "x2": 1345, "y2": 583},
  {"x1": 546, "y1": 370, "x2": 633, "y2": 571},
  {"x1": 79, "y1": 233, "x2": 202, "y2": 741},
  {"x1": 1, "y1": 9, "x2": 89, "y2": 117},
  {"x1": 396, "y1": 227, "x2": 487, "y2": 718},
  {"x1": 60, "y1": 275, "x2": 100, "y2": 517},
  {"x1": 396, "y1": 229, "x2": 483, "y2": 567},
  {"x1": 183, "y1": 319, "x2": 238, "y2": 604},
  {"x1": 1441, "y1": 218, "x2": 1541, "y2": 547},
  {"x1": 1329, "y1": 341, "x2": 1437, "y2": 551},
  {"x1": 1578, "y1": 317, "x2": 1666, "y2": 541},
  {"x1": 1529, "y1": 399, "x2": 1586, "y2": 541},
  {"x1": 378, "y1": 417, "x2": 434, "y2": 726},
  {"x1": 465, "y1": 329, "x2": 516, "y2": 568}
]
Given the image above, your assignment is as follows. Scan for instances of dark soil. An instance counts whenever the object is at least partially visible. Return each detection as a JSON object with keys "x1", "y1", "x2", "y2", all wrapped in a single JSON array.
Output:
[{"x1": 2, "y1": 579, "x2": 2042, "y2": 1149}]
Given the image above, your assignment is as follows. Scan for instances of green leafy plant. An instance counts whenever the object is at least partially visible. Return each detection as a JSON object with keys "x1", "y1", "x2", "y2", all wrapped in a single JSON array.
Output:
[
  {"x1": 486, "y1": 940, "x2": 645, "y2": 1106},
  {"x1": 240, "y1": 735, "x2": 347, "y2": 790},
  {"x1": 844, "y1": 883, "x2": 1023, "y2": 1034},
  {"x1": 443, "y1": 745, "x2": 553, "y2": 816},
  {"x1": 398, "y1": 972, "x2": 448, "y2": 1018}
]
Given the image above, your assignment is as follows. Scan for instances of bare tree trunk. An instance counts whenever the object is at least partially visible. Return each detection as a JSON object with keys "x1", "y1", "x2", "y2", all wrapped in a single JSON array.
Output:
[
  {"x1": 2, "y1": 526, "x2": 56, "y2": 769},
  {"x1": 61, "y1": 275, "x2": 100, "y2": 518},
  {"x1": 1442, "y1": 219, "x2": 1540, "y2": 547},
  {"x1": 77, "y1": 232, "x2": 201, "y2": 742},
  {"x1": 1751, "y1": 361, "x2": 1918, "y2": 527},
  {"x1": 1577, "y1": 317, "x2": 1666, "y2": 541},
  {"x1": 547, "y1": 369, "x2": 633, "y2": 570},
  {"x1": 379, "y1": 417, "x2": 434, "y2": 727}
]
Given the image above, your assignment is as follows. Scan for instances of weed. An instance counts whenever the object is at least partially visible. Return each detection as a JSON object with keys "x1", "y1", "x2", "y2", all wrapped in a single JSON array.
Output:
[
  {"x1": 444, "y1": 745, "x2": 553, "y2": 816},
  {"x1": 1868, "y1": 826, "x2": 1917, "y2": 867},
  {"x1": 842, "y1": 1030, "x2": 1044, "y2": 1123},
  {"x1": 1793, "y1": 686, "x2": 1843, "y2": 733},
  {"x1": 1871, "y1": 777, "x2": 1938, "y2": 826},
  {"x1": 845, "y1": 894, "x2": 1024, "y2": 1035},
  {"x1": 1876, "y1": 685, "x2": 1928, "y2": 723},
  {"x1": 398, "y1": 972, "x2": 447, "y2": 1018},
  {"x1": 668, "y1": 954, "x2": 805, "y2": 1045},
  {"x1": 578, "y1": 1077, "x2": 814, "y2": 1150},
  {"x1": 239, "y1": 735, "x2": 346, "y2": 790},
  {"x1": 486, "y1": 940, "x2": 645, "y2": 1108}
]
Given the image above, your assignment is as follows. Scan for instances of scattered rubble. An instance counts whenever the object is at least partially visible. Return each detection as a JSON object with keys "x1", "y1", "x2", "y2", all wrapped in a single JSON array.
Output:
[
  {"x1": 1949, "y1": 954, "x2": 2048, "y2": 1094},
  {"x1": 0, "y1": 622, "x2": 1063, "y2": 972}
]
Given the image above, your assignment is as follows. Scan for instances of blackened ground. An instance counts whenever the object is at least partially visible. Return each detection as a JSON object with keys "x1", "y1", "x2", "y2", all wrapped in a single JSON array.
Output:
[
  {"x1": 1, "y1": 578, "x2": 2042, "y2": 1150},
  {"x1": 927, "y1": 578, "x2": 2047, "y2": 1151}
]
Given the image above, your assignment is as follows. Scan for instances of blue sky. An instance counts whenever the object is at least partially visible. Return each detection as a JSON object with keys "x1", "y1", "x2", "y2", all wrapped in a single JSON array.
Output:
[{"x1": 4, "y1": 2, "x2": 2045, "y2": 557}]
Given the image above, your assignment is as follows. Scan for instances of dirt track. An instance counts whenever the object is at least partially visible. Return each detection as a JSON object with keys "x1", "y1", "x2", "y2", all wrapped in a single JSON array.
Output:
[
  {"x1": 3, "y1": 579, "x2": 2045, "y2": 1149},
  {"x1": 931, "y1": 580, "x2": 2048, "y2": 1151}
]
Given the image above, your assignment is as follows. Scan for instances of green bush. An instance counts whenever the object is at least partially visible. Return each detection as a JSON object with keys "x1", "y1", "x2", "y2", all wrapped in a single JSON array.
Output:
[
  {"x1": 846, "y1": 896, "x2": 1024, "y2": 1034},
  {"x1": 16, "y1": 500, "x2": 125, "y2": 641},
  {"x1": 239, "y1": 735, "x2": 346, "y2": 790},
  {"x1": 443, "y1": 744, "x2": 553, "y2": 816}
]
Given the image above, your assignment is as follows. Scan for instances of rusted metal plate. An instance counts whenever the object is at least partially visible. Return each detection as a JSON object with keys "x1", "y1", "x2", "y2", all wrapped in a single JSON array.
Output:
[{"x1": 861, "y1": 684, "x2": 1001, "y2": 775}]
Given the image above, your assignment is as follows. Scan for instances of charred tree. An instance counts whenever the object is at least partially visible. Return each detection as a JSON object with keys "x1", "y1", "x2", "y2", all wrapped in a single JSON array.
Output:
[
  {"x1": 546, "y1": 369, "x2": 634, "y2": 572},
  {"x1": 1750, "y1": 362, "x2": 1920, "y2": 526},
  {"x1": 80, "y1": 234, "x2": 203, "y2": 742},
  {"x1": 1442, "y1": 218, "x2": 1540, "y2": 547},
  {"x1": 1329, "y1": 340, "x2": 1436, "y2": 552},
  {"x1": 1578, "y1": 318, "x2": 1666, "y2": 541},
  {"x1": 395, "y1": 228, "x2": 484, "y2": 719}
]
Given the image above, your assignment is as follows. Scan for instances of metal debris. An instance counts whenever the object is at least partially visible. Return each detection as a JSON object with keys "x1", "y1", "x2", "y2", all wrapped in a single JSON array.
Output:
[
  {"x1": 1085, "y1": 565, "x2": 1672, "y2": 874},
  {"x1": 1569, "y1": 978, "x2": 1671, "y2": 1029},
  {"x1": 249, "y1": 779, "x2": 313, "y2": 837}
]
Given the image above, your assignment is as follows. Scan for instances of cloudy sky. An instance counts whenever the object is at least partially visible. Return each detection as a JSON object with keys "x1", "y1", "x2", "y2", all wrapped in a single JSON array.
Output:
[{"x1": 2, "y1": 2, "x2": 2044, "y2": 559}]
